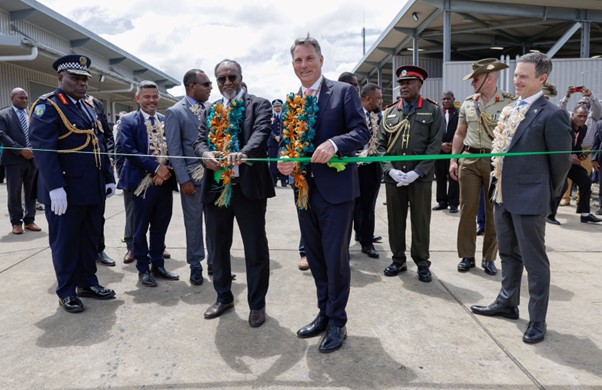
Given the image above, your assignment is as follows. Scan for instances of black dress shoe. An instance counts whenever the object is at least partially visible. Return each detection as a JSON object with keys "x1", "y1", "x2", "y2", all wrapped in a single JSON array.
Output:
[
  {"x1": 163, "y1": 250, "x2": 171, "y2": 259},
  {"x1": 457, "y1": 257, "x2": 476, "y2": 272},
  {"x1": 204, "y1": 302, "x2": 234, "y2": 319},
  {"x1": 449, "y1": 206, "x2": 459, "y2": 213},
  {"x1": 580, "y1": 213, "x2": 602, "y2": 223},
  {"x1": 546, "y1": 216, "x2": 561, "y2": 225},
  {"x1": 207, "y1": 264, "x2": 214, "y2": 275},
  {"x1": 249, "y1": 307, "x2": 266, "y2": 327},
  {"x1": 139, "y1": 271, "x2": 158, "y2": 287},
  {"x1": 96, "y1": 251, "x2": 116, "y2": 266},
  {"x1": 432, "y1": 203, "x2": 448, "y2": 211},
  {"x1": 417, "y1": 265, "x2": 432, "y2": 282},
  {"x1": 77, "y1": 285, "x2": 116, "y2": 300},
  {"x1": 384, "y1": 262, "x2": 407, "y2": 277},
  {"x1": 482, "y1": 260, "x2": 497, "y2": 275},
  {"x1": 318, "y1": 325, "x2": 347, "y2": 353},
  {"x1": 59, "y1": 296, "x2": 84, "y2": 313},
  {"x1": 297, "y1": 314, "x2": 329, "y2": 338},
  {"x1": 190, "y1": 268, "x2": 203, "y2": 285},
  {"x1": 470, "y1": 302, "x2": 519, "y2": 319},
  {"x1": 151, "y1": 265, "x2": 180, "y2": 280},
  {"x1": 355, "y1": 235, "x2": 382, "y2": 243},
  {"x1": 523, "y1": 321, "x2": 546, "y2": 344},
  {"x1": 361, "y1": 244, "x2": 379, "y2": 258},
  {"x1": 476, "y1": 227, "x2": 485, "y2": 236}
]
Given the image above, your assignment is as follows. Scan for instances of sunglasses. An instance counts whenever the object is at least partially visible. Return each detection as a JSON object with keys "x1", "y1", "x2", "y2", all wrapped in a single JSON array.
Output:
[{"x1": 217, "y1": 75, "x2": 238, "y2": 84}]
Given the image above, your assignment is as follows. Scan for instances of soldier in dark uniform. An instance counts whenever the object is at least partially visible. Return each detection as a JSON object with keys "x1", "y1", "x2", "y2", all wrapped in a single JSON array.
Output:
[
  {"x1": 377, "y1": 65, "x2": 444, "y2": 283},
  {"x1": 29, "y1": 55, "x2": 116, "y2": 313},
  {"x1": 268, "y1": 99, "x2": 287, "y2": 187}
]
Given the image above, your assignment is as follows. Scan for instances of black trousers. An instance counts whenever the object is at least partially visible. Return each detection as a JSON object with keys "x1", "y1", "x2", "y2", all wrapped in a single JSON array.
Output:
[{"x1": 434, "y1": 157, "x2": 459, "y2": 207}]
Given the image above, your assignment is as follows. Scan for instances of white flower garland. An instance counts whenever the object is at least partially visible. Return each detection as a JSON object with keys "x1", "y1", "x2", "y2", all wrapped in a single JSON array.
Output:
[{"x1": 491, "y1": 104, "x2": 529, "y2": 203}]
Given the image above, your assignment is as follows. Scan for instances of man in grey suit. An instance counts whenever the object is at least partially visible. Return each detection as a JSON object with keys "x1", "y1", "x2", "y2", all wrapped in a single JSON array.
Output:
[
  {"x1": 471, "y1": 53, "x2": 572, "y2": 344},
  {"x1": 165, "y1": 69, "x2": 213, "y2": 285},
  {"x1": 0, "y1": 88, "x2": 41, "y2": 234}
]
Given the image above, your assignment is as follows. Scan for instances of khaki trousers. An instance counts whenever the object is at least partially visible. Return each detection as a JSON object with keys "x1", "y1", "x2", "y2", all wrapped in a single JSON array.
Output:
[{"x1": 457, "y1": 155, "x2": 498, "y2": 261}]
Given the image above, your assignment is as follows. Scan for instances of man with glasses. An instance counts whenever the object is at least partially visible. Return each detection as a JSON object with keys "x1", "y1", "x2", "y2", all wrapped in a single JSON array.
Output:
[
  {"x1": 165, "y1": 69, "x2": 213, "y2": 286},
  {"x1": 194, "y1": 59, "x2": 274, "y2": 328}
]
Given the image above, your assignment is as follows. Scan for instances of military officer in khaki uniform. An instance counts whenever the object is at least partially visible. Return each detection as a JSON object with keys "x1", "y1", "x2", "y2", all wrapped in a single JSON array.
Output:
[
  {"x1": 449, "y1": 58, "x2": 516, "y2": 276},
  {"x1": 378, "y1": 65, "x2": 444, "y2": 283}
]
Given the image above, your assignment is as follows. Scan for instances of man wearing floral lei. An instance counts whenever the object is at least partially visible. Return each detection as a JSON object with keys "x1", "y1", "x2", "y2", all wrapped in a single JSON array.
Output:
[
  {"x1": 449, "y1": 58, "x2": 516, "y2": 277},
  {"x1": 377, "y1": 65, "x2": 444, "y2": 284},
  {"x1": 278, "y1": 36, "x2": 370, "y2": 353},
  {"x1": 193, "y1": 59, "x2": 275, "y2": 328},
  {"x1": 471, "y1": 53, "x2": 571, "y2": 344}
]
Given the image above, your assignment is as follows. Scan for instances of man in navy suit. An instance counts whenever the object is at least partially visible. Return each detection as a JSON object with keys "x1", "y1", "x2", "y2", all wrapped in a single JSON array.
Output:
[
  {"x1": 29, "y1": 55, "x2": 116, "y2": 313},
  {"x1": 278, "y1": 36, "x2": 370, "y2": 353},
  {"x1": 471, "y1": 53, "x2": 572, "y2": 344},
  {"x1": 165, "y1": 69, "x2": 213, "y2": 285},
  {"x1": 194, "y1": 59, "x2": 275, "y2": 328},
  {"x1": 432, "y1": 91, "x2": 459, "y2": 213},
  {"x1": 118, "y1": 80, "x2": 179, "y2": 288},
  {"x1": 0, "y1": 88, "x2": 41, "y2": 234}
]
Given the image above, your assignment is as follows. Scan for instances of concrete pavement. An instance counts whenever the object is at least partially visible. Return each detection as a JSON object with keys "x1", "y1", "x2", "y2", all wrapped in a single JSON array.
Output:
[{"x1": 0, "y1": 181, "x2": 600, "y2": 389}]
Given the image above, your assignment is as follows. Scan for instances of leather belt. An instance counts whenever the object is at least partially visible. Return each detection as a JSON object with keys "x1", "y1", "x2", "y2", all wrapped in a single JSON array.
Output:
[{"x1": 464, "y1": 146, "x2": 491, "y2": 154}]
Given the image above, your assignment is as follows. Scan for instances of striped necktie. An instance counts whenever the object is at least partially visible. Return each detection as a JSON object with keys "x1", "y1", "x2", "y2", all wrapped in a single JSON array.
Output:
[{"x1": 17, "y1": 109, "x2": 31, "y2": 147}]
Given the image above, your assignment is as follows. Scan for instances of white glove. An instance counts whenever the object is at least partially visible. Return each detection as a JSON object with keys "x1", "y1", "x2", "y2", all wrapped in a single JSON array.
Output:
[
  {"x1": 388, "y1": 169, "x2": 406, "y2": 183},
  {"x1": 49, "y1": 187, "x2": 68, "y2": 216},
  {"x1": 397, "y1": 170, "x2": 420, "y2": 187},
  {"x1": 105, "y1": 183, "x2": 116, "y2": 198}
]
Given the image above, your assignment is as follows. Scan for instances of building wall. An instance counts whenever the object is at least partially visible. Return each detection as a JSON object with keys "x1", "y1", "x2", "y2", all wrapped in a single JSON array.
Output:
[{"x1": 0, "y1": 62, "x2": 55, "y2": 108}]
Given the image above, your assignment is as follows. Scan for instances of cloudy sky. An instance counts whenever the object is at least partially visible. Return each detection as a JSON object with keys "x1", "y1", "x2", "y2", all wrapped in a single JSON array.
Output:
[{"x1": 37, "y1": 0, "x2": 405, "y2": 102}]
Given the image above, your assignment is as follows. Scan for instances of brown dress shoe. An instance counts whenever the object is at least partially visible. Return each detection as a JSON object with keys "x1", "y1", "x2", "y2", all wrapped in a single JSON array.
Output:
[
  {"x1": 24, "y1": 223, "x2": 41, "y2": 232},
  {"x1": 12, "y1": 225, "x2": 24, "y2": 234},
  {"x1": 298, "y1": 256, "x2": 309, "y2": 271},
  {"x1": 123, "y1": 250, "x2": 135, "y2": 264},
  {"x1": 249, "y1": 307, "x2": 266, "y2": 327},
  {"x1": 204, "y1": 302, "x2": 234, "y2": 319}
]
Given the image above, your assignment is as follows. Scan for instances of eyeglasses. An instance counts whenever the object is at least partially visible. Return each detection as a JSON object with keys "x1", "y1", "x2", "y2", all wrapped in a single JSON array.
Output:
[
  {"x1": 217, "y1": 75, "x2": 238, "y2": 84},
  {"x1": 191, "y1": 81, "x2": 212, "y2": 87}
]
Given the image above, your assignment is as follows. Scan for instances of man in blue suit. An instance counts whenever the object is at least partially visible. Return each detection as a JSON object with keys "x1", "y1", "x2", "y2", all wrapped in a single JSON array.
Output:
[
  {"x1": 118, "y1": 80, "x2": 179, "y2": 287},
  {"x1": 29, "y1": 55, "x2": 116, "y2": 313},
  {"x1": 268, "y1": 99, "x2": 288, "y2": 187},
  {"x1": 472, "y1": 53, "x2": 572, "y2": 344},
  {"x1": 278, "y1": 36, "x2": 370, "y2": 353},
  {"x1": 165, "y1": 69, "x2": 213, "y2": 285}
]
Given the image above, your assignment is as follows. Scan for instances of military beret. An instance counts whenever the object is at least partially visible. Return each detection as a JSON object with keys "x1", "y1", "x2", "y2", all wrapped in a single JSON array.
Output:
[
  {"x1": 463, "y1": 58, "x2": 508, "y2": 81},
  {"x1": 271, "y1": 99, "x2": 283, "y2": 107},
  {"x1": 396, "y1": 65, "x2": 428, "y2": 82},
  {"x1": 52, "y1": 54, "x2": 92, "y2": 78}
]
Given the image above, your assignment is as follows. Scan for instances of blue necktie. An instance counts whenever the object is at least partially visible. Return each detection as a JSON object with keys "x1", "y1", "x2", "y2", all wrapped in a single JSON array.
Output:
[
  {"x1": 149, "y1": 116, "x2": 156, "y2": 126},
  {"x1": 17, "y1": 109, "x2": 31, "y2": 147}
]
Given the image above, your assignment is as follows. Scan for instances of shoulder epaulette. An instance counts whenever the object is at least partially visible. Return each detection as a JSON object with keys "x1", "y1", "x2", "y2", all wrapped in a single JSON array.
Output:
[
  {"x1": 384, "y1": 99, "x2": 400, "y2": 110},
  {"x1": 426, "y1": 97, "x2": 440, "y2": 107},
  {"x1": 38, "y1": 92, "x2": 55, "y2": 101},
  {"x1": 465, "y1": 94, "x2": 477, "y2": 101},
  {"x1": 502, "y1": 92, "x2": 517, "y2": 100}
]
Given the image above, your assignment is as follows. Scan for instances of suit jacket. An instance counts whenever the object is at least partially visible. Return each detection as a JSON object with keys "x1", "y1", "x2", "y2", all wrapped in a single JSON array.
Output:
[
  {"x1": 164, "y1": 97, "x2": 204, "y2": 185},
  {"x1": 29, "y1": 88, "x2": 113, "y2": 206},
  {"x1": 592, "y1": 121, "x2": 602, "y2": 164},
  {"x1": 0, "y1": 105, "x2": 37, "y2": 167},
  {"x1": 308, "y1": 78, "x2": 370, "y2": 205},
  {"x1": 117, "y1": 110, "x2": 177, "y2": 192},
  {"x1": 193, "y1": 93, "x2": 275, "y2": 202},
  {"x1": 442, "y1": 107, "x2": 459, "y2": 144},
  {"x1": 498, "y1": 96, "x2": 572, "y2": 215}
]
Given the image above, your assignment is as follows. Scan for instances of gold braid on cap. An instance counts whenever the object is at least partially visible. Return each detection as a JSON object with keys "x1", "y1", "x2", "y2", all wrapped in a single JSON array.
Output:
[{"x1": 32, "y1": 98, "x2": 101, "y2": 167}]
